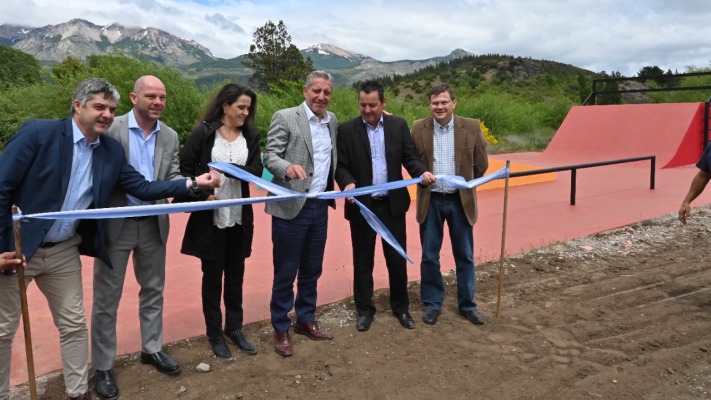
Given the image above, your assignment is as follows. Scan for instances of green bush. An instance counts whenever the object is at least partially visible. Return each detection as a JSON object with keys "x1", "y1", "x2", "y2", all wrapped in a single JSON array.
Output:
[{"x1": 0, "y1": 53, "x2": 583, "y2": 155}]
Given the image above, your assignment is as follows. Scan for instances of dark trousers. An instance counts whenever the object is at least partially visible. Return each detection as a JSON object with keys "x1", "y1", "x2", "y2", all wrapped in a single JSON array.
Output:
[
  {"x1": 270, "y1": 199, "x2": 329, "y2": 333},
  {"x1": 200, "y1": 224, "x2": 245, "y2": 339},
  {"x1": 350, "y1": 198, "x2": 409, "y2": 317}
]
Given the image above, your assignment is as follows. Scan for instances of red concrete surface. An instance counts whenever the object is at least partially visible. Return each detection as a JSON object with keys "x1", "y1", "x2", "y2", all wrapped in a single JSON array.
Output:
[
  {"x1": 11, "y1": 161, "x2": 711, "y2": 386},
  {"x1": 543, "y1": 103, "x2": 704, "y2": 168},
  {"x1": 10, "y1": 102, "x2": 711, "y2": 386}
]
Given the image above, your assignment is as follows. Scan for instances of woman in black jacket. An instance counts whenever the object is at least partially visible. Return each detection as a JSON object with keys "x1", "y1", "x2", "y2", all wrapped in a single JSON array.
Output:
[{"x1": 179, "y1": 83, "x2": 263, "y2": 359}]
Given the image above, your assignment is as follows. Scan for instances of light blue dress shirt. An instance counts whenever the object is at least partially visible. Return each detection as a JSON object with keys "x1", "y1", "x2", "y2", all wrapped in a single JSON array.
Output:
[
  {"x1": 363, "y1": 116, "x2": 388, "y2": 197},
  {"x1": 126, "y1": 109, "x2": 159, "y2": 206},
  {"x1": 43, "y1": 120, "x2": 100, "y2": 242}
]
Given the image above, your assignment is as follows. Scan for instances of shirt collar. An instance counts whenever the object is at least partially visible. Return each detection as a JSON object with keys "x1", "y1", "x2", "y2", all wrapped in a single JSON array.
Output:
[
  {"x1": 434, "y1": 117, "x2": 454, "y2": 132},
  {"x1": 129, "y1": 109, "x2": 161, "y2": 134},
  {"x1": 303, "y1": 101, "x2": 331, "y2": 124},
  {"x1": 71, "y1": 119, "x2": 100, "y2": 147},
  {"x1": 362, "y1": 115, "x2": 384, "y2": 130}
]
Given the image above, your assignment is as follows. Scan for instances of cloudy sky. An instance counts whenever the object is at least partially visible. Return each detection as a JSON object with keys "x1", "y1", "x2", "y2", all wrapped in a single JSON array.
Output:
[{"x1": 2, "y1": 0, "x2": 710, "y2": 76}]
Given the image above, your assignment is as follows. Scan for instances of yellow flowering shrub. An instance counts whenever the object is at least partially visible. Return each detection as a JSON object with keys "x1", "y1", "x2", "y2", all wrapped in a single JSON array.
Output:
[{"x1": 480, "y1": 120, "x2": 498, "y2": 144}]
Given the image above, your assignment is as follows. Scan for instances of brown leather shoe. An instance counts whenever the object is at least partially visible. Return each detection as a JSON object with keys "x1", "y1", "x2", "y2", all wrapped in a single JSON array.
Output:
[
  {"x1": 294, "y1": 321, "x2": 334, "y2": 341},
  {"x1": 274, "y1": 330, "x2": 293, "y2": 357}
]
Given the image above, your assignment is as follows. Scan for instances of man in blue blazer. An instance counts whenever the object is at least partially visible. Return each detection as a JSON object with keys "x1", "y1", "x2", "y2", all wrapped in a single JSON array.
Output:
[{"x1": 0, "y1": 78, "x2": 217, "y2": 400}]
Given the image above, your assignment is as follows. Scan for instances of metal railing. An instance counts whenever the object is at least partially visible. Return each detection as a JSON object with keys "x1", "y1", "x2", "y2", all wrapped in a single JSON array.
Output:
[
  {"x1": 582, "y1": 71, "x2": 711, "y2": 106},
  {"x1": 508, "y1": 155, "x2": 656, "y2": 205}
]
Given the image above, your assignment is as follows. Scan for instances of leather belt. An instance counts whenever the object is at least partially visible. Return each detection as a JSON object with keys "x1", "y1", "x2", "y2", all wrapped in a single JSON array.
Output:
[
  {"x1": 39, "y1": 241, "x2": 60, "y2": 248},
  {"x1": 128, "y1": 216, "x2": 151, "y2": 221}
]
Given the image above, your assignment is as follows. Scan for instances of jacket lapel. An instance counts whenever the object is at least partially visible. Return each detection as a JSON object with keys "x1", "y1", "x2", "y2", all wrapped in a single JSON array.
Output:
[
  {"x1": 118, "y1": 117, "x2": 130, "y2": 155},
  {"x1": 422, "y1": 118, "x2": 435, "y2": 171},
  {"x1": 92, "y1": 141, "x2": 106, "y2": 203},
  {"x1": 454, "y1": 115, "x2": 467, "y2": 173},
  {"x1": 60, "y1": 119, "x2": 74, "y2": 196},
  {"x1": 297, "y1": 104, "x2": 314, "y2": 158},
  {"x1": 356, "y1": 119, "x2": 372, "y2": 159},
  {"x1": 153, "y1": 125, "x2": 165, "y2": 180}
]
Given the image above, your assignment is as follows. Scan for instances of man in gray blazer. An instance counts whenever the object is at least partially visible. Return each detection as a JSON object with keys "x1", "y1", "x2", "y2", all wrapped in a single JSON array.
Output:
[
  {"x1": 263, "y1": 71, "x2": 338, "y2": 357},
  {"x1": 92, "y1": 76, "x2": 183, "y2": 399}
]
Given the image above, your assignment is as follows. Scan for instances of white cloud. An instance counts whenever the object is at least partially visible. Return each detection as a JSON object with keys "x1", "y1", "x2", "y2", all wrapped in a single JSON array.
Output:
[{"x1": 1, "y1": 0, "x2": 710, "y2": 75}]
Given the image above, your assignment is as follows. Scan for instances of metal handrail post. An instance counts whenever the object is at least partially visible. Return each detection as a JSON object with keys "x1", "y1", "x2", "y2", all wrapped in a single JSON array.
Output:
[
  {"x1": 507, "y1": 155, "x2": 655, "y2": 205},
  {"x1": 570, "y1": 169, "x2": 577, "y2": 205}
]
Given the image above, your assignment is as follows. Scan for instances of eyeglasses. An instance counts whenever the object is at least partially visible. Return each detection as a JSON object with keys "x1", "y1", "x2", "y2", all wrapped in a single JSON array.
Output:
[{"x1": 430, "y1": 100, "x2": 451, "y2": 107}]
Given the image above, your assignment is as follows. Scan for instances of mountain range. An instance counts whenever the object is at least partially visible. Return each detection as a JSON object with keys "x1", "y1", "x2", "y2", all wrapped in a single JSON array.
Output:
[{"x1": 0, "y1": 19, "x2": 472, "y2": 85}]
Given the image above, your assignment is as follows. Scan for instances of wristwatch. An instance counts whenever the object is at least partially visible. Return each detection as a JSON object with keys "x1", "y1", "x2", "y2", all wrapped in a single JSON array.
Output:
[{"x1": 190, "y1": 176, "x2": 199, "y2": 191}]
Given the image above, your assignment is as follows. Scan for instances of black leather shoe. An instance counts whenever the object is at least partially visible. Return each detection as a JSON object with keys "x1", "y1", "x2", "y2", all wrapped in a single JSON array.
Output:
[
  {"x1": 140, "y1": 351, "x2": 181, "y2": 375},
  {"x1": 395, "y1": 312, "x2": 416, "y2": 329},
  {"x1": 225, "y1": 329, "x2": 257, "y2": 355},
  {"x1": 209, "y1": 336, "x2": 233, "y2": 359},
  {"x1": 460, "y1": 309, "x2": 485, "y2": 325},
  {"x1": 356, "y1": 315, "x2": 373, "y2": 332},
  {"x1": 422, "y1": 307, "x2": 441, "y2": 325},
  {"x1": 94, "y1": 369, "x2": 118, "y2": 399}
]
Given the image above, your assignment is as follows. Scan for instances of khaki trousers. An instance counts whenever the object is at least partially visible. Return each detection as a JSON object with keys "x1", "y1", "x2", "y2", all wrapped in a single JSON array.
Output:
[{"x1": 0, "y1": 235, "x2": 88, "y2": 399}]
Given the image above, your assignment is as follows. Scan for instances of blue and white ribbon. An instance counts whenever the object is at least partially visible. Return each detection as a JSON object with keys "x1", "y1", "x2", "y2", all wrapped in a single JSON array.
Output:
[{"x1": 12, "y1": 162, "x2": 509, "y2": 263}]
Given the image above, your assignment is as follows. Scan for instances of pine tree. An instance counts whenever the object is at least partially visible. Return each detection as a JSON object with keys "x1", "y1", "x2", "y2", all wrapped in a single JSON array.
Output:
[{"x1": 243, "y1": 20, "x2": 313, "y2": 91}]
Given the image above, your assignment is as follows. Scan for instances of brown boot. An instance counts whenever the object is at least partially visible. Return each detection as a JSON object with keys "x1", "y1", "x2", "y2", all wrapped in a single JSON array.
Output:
[{"x1": 274, "y1": 330, "x2": 293, "y2": 357}]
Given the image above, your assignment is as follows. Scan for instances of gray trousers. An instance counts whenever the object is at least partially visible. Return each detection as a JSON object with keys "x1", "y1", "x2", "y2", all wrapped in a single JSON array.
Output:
[
  {"x1": 91, "y1": 217, "x2": 166, "y2": 371},
  {"x1": 0, "y1": 235, "x2": 88, "y2": 399}
]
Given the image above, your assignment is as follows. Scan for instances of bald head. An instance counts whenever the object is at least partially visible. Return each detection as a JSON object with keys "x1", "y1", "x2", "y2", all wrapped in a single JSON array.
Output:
[
  {"x1": 133, "y1": 75, "x2": 164, "y2": 93},
  {"x1": 130, "y1": 75, "x2": 167, "y2": 125}
]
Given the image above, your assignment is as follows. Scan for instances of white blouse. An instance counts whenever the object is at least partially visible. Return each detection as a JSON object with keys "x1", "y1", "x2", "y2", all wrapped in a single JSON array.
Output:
[{"x1": 212, "y1": 130, "x2": 248, "y2": 228}]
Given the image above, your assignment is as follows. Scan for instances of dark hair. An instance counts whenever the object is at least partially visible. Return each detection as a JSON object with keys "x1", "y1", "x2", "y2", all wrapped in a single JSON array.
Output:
[
  {"x1": 71, "y1": 77, "x2": 120, "y2": 115},
  {"x1": 428, "y1": 84, "x2": 456, "y2": 101},
  {"x1": 199, "y1": 83, "x2": 257, "y2": 128},
  {"x1": 358, "y1": 80, "x2": 385, "y2": 101}
]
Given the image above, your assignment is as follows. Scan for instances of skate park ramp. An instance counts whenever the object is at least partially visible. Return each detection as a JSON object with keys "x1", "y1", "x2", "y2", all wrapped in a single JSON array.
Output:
[{"x1": 540, "y1": 103, "x2": 705, "y2": 168}]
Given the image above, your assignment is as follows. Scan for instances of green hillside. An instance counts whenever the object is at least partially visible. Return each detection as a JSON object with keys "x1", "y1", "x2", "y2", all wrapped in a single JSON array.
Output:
[{"x1": 379, "y1": 54, "x2": 595, "y2": 103}]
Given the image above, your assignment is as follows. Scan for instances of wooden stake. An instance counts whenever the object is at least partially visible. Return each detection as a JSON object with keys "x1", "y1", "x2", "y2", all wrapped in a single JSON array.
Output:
[
  {"x1": 496, "y1": 161, "x2": 511, "y2": 319},
  {"x1": 12, "y1": 206, "x2": 37, "y2": 400}
]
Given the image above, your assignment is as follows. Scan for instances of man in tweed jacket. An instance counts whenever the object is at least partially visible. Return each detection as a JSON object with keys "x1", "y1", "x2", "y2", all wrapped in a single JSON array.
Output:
[
  {"x1": 263, "y1": 71, "x2": 338, "y2": 357},
  {"x1": 411, "y1": 84, "x2": 489, "y2": 327}
]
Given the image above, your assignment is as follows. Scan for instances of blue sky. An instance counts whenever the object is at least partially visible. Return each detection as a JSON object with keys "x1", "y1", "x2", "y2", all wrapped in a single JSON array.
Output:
[{"x1": 2, "y1": 0, "x2": 710, "y2": 76}]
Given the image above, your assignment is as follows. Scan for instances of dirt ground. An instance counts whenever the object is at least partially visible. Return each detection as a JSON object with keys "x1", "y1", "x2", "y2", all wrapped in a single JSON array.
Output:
[{"x1": 13, "y1": 208, "x2": 711, "y2": 399}]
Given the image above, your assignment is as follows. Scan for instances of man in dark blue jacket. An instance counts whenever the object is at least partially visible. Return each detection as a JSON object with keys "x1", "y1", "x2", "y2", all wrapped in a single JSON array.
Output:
[{"x1": 0, "y1": 77, "x2": 217, "y2": 400}]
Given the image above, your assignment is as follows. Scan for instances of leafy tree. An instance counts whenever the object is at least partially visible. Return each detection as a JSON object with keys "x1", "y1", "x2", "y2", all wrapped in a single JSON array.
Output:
[
  {"x1": 0, "y1": 54, "x2": 205, "y2": 151},
  {"x1": 663, "y1": 69, "x2": 681, "y2": 88},
  {"x1": 0, "y1": 46, "x2": 42, "y2": 88},
  {"x1": 243, "y1": 20, "x2": 313, "y2": 91},
  {"x1": 51, "y1": 57, "x2": 88, "y2": 81},
  {"x1": 595, "y1": 71, "x2": 622, "y2": 105},
  {"x1": 85, "y1": 54, "x2": 204, "y2": 144},
  {"x1": 577, "y1": 74, "x2": 591, "y2": 103},
  {"x1": 637, "y1": 65, "x2": 665, "y2": 85}
]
